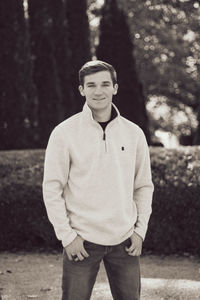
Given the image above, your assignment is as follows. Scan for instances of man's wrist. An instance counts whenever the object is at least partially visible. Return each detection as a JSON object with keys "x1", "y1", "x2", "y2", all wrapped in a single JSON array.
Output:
[
  {"x1": 62, "y1": 232, "x2": 78, "y2": 248},
  {"x1": 133, "y1": 231, "x2": 143, "y2": 241}
]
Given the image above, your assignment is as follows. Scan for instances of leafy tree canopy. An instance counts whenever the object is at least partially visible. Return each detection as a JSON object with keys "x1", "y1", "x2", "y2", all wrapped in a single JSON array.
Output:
[{"x1": 88, "y1": 0, "x2": 200, "y2": 141}]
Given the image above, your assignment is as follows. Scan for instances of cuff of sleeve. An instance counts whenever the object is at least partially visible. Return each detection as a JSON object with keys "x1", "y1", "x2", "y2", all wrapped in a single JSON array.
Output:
[
  {"x1": 134, "y1": 227, "x2": 146, "y2": 241},
  {"x1": 62, "y1": 230, "x2": 77, "y2": 248}
]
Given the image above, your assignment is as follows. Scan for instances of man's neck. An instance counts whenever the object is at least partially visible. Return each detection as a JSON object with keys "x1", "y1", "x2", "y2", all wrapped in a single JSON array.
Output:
[{"x1": 91, "y1": 105, "x2": 112, "y2": 122}]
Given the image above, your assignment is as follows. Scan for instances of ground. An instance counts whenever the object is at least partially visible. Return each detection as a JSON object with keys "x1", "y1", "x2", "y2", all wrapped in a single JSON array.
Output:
[{"x1": 0, "y1": 252, "x2": 200, "y2": 300}]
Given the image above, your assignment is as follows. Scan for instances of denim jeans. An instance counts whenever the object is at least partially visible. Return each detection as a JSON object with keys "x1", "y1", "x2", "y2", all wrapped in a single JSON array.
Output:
[{"x1": 62, "y1": 238, "x2": 141, "y2": 300}]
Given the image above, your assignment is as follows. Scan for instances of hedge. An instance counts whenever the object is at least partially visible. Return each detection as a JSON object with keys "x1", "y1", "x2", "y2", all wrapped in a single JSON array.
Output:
[
  {"x1": 0, "y1": 147, "x2": 200, "y2": 255},
  {"x1": 0, "y1": 150, "x2": 59, "y2": 251},
  {"x1": 146, "y1": 146, "x2": 200, "y2": 255}
]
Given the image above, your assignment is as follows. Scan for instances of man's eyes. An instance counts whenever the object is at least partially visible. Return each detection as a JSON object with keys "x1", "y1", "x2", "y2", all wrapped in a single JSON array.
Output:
[{"x1": 87, "y1": 84, "x2": 110, "y2": 87}]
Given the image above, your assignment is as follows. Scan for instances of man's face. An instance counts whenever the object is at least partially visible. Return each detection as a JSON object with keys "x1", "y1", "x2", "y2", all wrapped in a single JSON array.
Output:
[{"x1": 79, "y1": 71, "x2": 118, "y2": 112}]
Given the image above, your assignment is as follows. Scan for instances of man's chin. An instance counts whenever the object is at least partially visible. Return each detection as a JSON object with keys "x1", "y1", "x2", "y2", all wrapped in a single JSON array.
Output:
[
  {"x1": 89, "y1": 105, "x2": 106, "y2": 113},
  {"x1": 87, "y1": 100, "x2": 112, "y2": 111}
]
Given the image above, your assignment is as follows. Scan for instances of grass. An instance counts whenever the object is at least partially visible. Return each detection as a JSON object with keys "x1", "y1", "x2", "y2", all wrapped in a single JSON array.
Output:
[{"x1": 0, "y1": 252, "x2": 200, "y2": 300}]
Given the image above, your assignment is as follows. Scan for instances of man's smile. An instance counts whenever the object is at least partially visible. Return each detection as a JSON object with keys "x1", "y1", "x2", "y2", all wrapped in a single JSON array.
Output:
[{"x1": 93, "y1": 98, "x2": 106, "y2": 101}]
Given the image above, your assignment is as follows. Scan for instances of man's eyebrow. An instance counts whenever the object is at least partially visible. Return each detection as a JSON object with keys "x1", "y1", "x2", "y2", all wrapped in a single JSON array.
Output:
[
  {"x1": 102, "y1": 81, "x2": 111, "y2": 84},
  {"x1": 85, "y1": 80, "x2": 111, "y2": 85},
  {"x1": 86, "y1": 81, "x2": 95, "y2": 85}
]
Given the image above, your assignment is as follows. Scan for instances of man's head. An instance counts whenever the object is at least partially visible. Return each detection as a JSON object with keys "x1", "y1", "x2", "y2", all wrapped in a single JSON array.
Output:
[
  {"x1": 79, "y1": 60, "x2": 117, "y2": 87},
  {"x1": 79, "y1": 60, "x2": 118, "y2": 113}
]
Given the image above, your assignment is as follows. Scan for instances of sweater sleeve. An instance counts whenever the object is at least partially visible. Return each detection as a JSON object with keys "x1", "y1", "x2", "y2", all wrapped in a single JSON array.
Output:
[
  {"x1": 133, "y1": 129, "x2": 154, "y2": 240},
  {"x1": 42, "y1": 126, "x2": 77, "y2": 247}
]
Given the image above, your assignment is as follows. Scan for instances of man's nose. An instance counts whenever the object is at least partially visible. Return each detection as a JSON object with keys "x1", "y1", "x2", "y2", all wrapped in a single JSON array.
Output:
[{"x1": 94, "y1": 86, "x2": 102, "y2": 95}]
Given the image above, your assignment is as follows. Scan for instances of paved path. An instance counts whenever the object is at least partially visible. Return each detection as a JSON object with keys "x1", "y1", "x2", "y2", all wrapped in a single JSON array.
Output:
[{"x1": 0, "y1": 253, "x2": 199, "y2": 299}]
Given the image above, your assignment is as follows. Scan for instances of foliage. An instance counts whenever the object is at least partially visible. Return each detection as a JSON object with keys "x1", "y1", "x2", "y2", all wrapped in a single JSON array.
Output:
[
  {"x1": 0, "y1": 147, "x2": 200, "y2": 255},
  {"x1": 194, "y1": 104, "x2": 200, "y2": 144},
  {"x1": 28, "y1": 0, "x2": 64, "y2": 148},
  {"x1": 50, "y1": 0, "x2": 72, "y2": 120},
  {"x1": 1, "y1": 0, "x2": 199, "y2": 148},
  {"x1": 88, "y1": 0, "x2": 200, "y2": 143},
  {"x1": 65, "y1": 0, "x2": 91, "y2": 114},
  {"x1": 27, "y1": 0, "x2": 91, "y2": 147},
  {"x1": 116, "y1": 0, "x2": 200, "y2": 143},
  {"x1": 145, "y1": 146, "x2": 200, "y2": 255},
  {"x1": 147, "y1": 96, "x2": 198, "y2": 142},
  {"x1": 0, "y1": 150, "x2": 59, "y2": 250},
  {"x1": 0, "y1": 1, "x2": 91, "y2": 150},
  {"x1": 0, "y1": 0, "x2": 37, "y2": 150},
  {"x1": 96, "y1": 0, "x2": 150, "y2": 141}
]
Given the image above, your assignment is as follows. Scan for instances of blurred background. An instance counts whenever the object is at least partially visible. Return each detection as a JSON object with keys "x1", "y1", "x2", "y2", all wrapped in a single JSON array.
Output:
[
  {"x1": 1, "y1": 0, "x2": 200, "y2": 150},
  {"x1": 0, "y1": 0, "x2": 200, "y2": 257}
]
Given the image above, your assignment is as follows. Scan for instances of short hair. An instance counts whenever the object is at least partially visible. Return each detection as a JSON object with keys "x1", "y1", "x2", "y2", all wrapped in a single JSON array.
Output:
[{"x1": 79, "y1": 60, "x2": 117, "y2": 86}]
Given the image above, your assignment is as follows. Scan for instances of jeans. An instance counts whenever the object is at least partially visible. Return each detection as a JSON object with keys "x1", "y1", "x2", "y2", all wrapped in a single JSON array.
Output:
[{"x1": 62, "y1": 238, "x2": 141, "y2": 300}]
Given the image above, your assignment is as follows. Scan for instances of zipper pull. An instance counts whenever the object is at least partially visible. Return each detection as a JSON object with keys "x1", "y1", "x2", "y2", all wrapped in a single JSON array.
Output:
[{"x1": 103, "y1": 132, "x2": 106, "y2": 140}]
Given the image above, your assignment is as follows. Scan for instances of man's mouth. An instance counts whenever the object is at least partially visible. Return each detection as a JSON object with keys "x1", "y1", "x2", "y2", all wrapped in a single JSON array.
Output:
[{"x1": 93, "y1": 98, "x2": 105, "y2": 101}]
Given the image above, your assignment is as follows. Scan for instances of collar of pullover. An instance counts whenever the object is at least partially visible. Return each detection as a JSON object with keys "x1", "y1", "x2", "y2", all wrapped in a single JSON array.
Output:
[{"x1": 82, "y1": 102, "x2": 120, "y2": 127}]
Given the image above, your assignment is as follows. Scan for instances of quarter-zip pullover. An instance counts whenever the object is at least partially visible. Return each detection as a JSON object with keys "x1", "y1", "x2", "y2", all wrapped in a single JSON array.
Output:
[{"x1": 43, "y1": 102, "x2": 154, "y2": 247}]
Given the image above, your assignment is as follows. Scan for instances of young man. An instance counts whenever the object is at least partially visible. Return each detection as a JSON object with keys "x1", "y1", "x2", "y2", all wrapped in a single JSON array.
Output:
[{"x1": 43, "y1": 60, "x2": 154, "y2": 300}]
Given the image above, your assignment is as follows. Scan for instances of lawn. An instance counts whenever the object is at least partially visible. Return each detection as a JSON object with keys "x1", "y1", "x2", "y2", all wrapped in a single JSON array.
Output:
[{"x1": 0, "y1": 252, "x2": 200, "y2": 299}]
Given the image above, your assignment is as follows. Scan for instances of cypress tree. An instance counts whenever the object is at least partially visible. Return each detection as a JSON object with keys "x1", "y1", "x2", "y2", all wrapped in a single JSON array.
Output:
[
  {"x1": 0, "y1": 0, "x2": 37, "y2": 150},
  {"x1": 65, "y1": 0, "x2": 91, "y2": 114},
  {"x1": 49, "y1": 0, "x2": 72, "y2": 119},
  {"x1": 96, "y1": 0, "x2": 150, "y2": 142},
  {"x1": 28, "y1": 0, "x2": 63, "y2": 147}
]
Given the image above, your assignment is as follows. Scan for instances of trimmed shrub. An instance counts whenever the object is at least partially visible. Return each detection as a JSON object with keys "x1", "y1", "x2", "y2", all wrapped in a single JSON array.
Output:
[
  {"x1": 145, "y1": 146, "x2": 200, "y2": 255},
  {"x1": 0, "y1": 150, "x2": 59, "y2": 250},
  {"x1": 0, "y1": 147, "x2": 200, "y2": 254}
]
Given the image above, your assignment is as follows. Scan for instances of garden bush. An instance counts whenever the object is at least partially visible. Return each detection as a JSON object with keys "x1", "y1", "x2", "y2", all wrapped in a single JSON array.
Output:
[
  {"x1": 0, "y1": 147, "x2": 200, "y2": 255},
  {"x1": 0, "y1": 150, "x2": 59, "y2": 251},
  {"x1": 145, "y1": 146, "x2": 200, "y2": 255}
]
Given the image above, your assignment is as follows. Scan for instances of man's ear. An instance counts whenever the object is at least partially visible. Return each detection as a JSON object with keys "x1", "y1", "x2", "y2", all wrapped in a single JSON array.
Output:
[
  {"x1": 79, "y1": 85, "x2": 85, "y2": 97},
  {"x1": 113, "y1": 83, "x2": 118, "y2": 95}
]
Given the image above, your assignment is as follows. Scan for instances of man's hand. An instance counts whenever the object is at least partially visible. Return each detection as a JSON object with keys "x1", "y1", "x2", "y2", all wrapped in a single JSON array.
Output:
[
  {"x1": 65, "y1": 235, "x2": 89, "y2": 262},
  {"x1": 125, "y1": 232, "x2": 143, "y2": 256}
]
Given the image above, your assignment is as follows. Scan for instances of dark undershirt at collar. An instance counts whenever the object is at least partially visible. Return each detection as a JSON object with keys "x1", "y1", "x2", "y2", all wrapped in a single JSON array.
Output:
[
  {"x1": 98, "y1": 120, "x2": 110, "y2": 131},
  {"x1": 98, "y1": 107, "x2": 117, "y2": 131}
]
